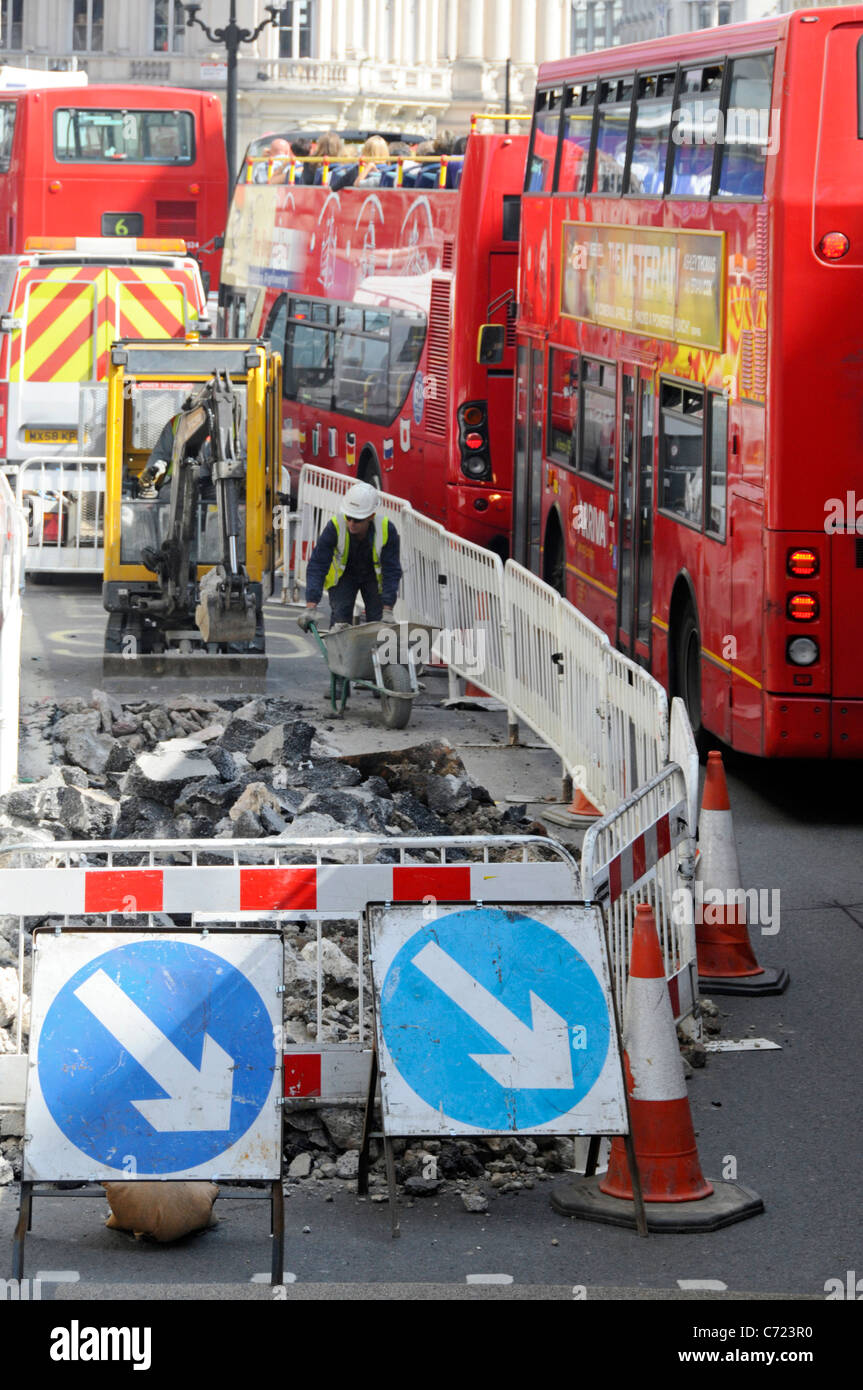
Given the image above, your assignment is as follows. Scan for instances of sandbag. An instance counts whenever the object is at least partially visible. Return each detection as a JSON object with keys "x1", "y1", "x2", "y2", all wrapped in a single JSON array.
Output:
[{"x1": 103, "y1": 1181, "x2": 219, "y2": 1242}]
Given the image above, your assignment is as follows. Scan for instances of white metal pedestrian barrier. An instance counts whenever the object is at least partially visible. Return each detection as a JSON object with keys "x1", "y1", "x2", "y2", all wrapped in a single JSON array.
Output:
[
  {"x1": 289, "y1": 469, "x2": 670, "y2": 813},
  {"x1": 10, "y1": 456, "x2": 106, "y2": 574},
  {"x1": 0, "y1": 473, "x2": 26, "y2": 794},
  {"x1": 580, "y1": 763, "x2": 697, "y2": 1026}
]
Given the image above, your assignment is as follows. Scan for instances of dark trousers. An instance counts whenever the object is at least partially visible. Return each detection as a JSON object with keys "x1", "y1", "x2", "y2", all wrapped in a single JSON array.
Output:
[{"x1": 327, "y1": 573, "x2": 383, "y2": 624}]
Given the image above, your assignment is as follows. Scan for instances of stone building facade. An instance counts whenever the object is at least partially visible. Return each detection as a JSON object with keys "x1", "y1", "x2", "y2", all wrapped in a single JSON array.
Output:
[{"x1": 0, "y1": 1, "x2": 573, "y2": 155}]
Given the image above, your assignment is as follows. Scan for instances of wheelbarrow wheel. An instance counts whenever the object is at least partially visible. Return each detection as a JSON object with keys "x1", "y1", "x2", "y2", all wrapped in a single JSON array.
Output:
[{"x1": 380, "y1": 663, "x2": 412, "y2": 729}]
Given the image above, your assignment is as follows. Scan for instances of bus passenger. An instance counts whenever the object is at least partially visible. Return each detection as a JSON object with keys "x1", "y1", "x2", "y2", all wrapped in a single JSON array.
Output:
[{"x1": 356, "y1": 135, "x2": 390, "y2": 186}]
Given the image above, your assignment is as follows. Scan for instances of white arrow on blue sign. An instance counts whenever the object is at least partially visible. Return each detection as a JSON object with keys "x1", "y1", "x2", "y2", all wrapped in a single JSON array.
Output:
[
  {"x1": 24, "y1": 932, "x2": 281, "y2": 1182},
  {"x1": 370, "y1": 903, "x2": 627, "y2": 1136}
]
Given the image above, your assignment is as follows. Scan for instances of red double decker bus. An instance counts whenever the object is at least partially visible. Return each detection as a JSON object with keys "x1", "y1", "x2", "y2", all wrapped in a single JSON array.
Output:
[
  {"x1": 515, "y1": 7, "x2": 863, "y2": 758},
  {"x1": 0, "y1": 85, "x2": 227, "y2": 288},
  {"x1": 219, "y1": 127, "x2": 527, "y2": 554}
]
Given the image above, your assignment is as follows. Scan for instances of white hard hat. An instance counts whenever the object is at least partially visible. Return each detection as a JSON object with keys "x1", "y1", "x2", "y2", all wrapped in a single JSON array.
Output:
[{"x1": 343, "y1": 480, "x2": 379, "y2": 520}]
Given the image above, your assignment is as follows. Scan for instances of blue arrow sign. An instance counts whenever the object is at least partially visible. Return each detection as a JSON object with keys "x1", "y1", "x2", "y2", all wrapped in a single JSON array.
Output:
[
  {"x1": 378, "y1": 907, "x2": 612, "y2": 1130},
  {"x1": 37, "y1": 939, "x2": 276, "y2": 1175}
]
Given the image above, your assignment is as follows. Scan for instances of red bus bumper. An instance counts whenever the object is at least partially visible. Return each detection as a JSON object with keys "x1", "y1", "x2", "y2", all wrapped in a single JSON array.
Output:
[{"x1": 763, "y1": 695, "x2": 863, "y2": 757}]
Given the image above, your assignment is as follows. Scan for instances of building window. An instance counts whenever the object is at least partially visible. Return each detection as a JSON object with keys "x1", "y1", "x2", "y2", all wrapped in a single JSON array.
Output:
[
  {"x1": 570, "y1": 1, "x2": 622, "y2": 56},
  {"x1": 692, "y1": 1, "x2": 733, "y2": 29},
  {"x1": 278, "y1": 2, "x2": 313, "y2": 59},
  {"x1": 154, "y1": 0, "x2": 185, "y2": 53},
  {"x1": 73, "y1": 0, "x2": 104, "y2": 52},
  {"x1": 0, "y1": 0, "x2": 22, "y2": 50}
]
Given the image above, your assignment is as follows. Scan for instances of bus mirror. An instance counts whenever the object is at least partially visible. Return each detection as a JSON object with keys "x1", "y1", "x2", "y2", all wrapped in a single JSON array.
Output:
[
  {"x1": 214, "y1": 234, "x2": 225, "y2": 250},
  {"x1": 201, "y1": 270, "x2": 212, "y2": 298},
  {"x1": 477, "y1": 324, "x2": 505, "y2": 365}
]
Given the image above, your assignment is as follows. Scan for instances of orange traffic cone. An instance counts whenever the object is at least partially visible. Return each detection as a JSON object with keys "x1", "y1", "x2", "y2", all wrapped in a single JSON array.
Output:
[
  {"x1": 551, "y1": 903, "x2": 764, "y2": 1231},
  {"x1": 545, "y1": 786, "x2": 603, "y2": 827},
  {"x1": 696, "y1": 751, "x2": 788, "y2": 995},
  {"x1": 599, "y1": 904, "x2": 712, "y2": 1203}
]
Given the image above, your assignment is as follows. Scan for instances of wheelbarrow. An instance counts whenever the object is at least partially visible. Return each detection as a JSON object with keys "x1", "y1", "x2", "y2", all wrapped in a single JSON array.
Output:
[{"x1": 307, "y1": 619, "x2": 437, "y2": 729}]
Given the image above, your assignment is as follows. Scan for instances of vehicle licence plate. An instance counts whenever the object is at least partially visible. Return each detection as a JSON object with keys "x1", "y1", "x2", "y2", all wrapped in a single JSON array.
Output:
[{"x1": 25, "y1": 429, "x2": 77, "y2": 443}]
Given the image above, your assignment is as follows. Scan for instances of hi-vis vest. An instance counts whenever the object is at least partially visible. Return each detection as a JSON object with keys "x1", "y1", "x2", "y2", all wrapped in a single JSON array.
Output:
[{"x1": 324, "y1": 513, "x2": 389, "y2": 590}]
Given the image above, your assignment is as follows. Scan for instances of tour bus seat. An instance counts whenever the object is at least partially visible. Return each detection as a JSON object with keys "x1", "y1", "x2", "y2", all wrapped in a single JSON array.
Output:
[
  {"x1": 445, "y1": 158, "x2": 464, "y2": 189},
  {"x1": 329, "y1": 164, "x2": 359, "y2": 191}
]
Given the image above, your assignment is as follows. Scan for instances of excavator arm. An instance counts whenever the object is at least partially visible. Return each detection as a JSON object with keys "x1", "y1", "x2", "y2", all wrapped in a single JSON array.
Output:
[{"x1": 140, "y1": 372, "x2": 257, "y2": 645}]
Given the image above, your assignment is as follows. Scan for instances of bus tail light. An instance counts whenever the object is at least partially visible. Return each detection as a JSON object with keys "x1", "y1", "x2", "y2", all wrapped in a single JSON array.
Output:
[
  {"x1": 787, "y1": 636, "x2": 819, "y2": 666},
  {"x1": 787, "y1": 593, "x2": 819, "y2": 621},
  {"x1": 787, "y1": 547, "x2": 818, "y2": 577},
  {"x1": 458, "y1": 400, "x2": 491, "y2": 481},
  {"x1": 817, "y1": 232, "x2": 849, "y2": 261}
]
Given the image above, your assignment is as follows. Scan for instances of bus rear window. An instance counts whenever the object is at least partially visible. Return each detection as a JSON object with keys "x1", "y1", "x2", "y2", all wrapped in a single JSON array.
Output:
[{"x1": 54, "y1": 109, "x2": 195, "y2": 164}]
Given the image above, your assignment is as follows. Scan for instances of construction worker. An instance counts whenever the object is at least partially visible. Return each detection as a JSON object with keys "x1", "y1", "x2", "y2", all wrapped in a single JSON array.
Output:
[
  {"x1": 298, "y1": 480, "x2": 401, "y2": 629},
  {"x1": 137, "y1": 397, "x2": 211, "y2": 497}
]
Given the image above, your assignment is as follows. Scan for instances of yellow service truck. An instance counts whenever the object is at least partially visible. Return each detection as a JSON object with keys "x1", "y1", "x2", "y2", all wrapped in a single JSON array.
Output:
[{"x1": 102, "y1": 338, "x2": 282, "y2": 676}]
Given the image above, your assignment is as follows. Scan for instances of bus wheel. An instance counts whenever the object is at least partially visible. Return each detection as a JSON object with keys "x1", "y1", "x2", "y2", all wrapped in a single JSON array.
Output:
[
  {"x1": 362, "y1": 457, "x2": 382, "y2": 490},
  {"x1": 675, "y1": 603, "x2": 703, "y2": 740},
  {"x1": 543, "y1": 521, "x2": 565, "y2": 596}
]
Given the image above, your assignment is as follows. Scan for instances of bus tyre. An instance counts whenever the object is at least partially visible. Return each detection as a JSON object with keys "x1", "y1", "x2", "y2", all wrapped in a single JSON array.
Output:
[
  {"x1": 363, "y1": 459, "x2": 383, "y2": 491},
  {"x1": 380, "y1": 663, "x2": 412, "y2": 729},
  {"x1": 543, "y1": 521, "x2": 565, "y2": 596},
  {"x1": 676, "y1": 603, "x2": 703, "y2": 742}
]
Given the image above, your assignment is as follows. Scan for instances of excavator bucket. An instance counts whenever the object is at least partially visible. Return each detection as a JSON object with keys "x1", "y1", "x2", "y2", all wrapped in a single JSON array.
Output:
[{"x1": 195, "y1": 565, "x2": 258, "y2": 645}]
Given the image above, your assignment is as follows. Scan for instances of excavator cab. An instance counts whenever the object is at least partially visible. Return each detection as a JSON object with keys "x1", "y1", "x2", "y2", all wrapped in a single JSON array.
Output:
[{"x1": 102, "y1": 338, "x2": 282, "y2": 677}]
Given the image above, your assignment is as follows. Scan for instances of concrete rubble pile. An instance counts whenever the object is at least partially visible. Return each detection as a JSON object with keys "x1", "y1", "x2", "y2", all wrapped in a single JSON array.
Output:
[{"x1": 0, "y1": 691, "x2": 575, "y2": 1203}]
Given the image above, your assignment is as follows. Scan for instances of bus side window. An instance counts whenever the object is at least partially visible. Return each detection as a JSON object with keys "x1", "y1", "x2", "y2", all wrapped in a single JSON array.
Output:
[
  {"x1": 717, "y1": 54, "x2": 774, "y2": 198},
  {"x1": 525, "y1": 87, "x2": 564, "y2": 193},
  {"x1": 592, "y1": 77, "x2": 633, "y2": 195},
  {"x1": 0, "y1": 102, "x2": 16, "y2": 172},
  {"x1": 669, "y1": 64, "x2": 723, "y2": 198},
  {"x1": 579, "y1": 358, "x2": 615, "y2": 485},
  {"x1": 707, "y1": 393, "x2": 728, "y2": 540},
  {"x1": 660, "y1": 382, "x2": 704, "y2": 526},
  {"x1": 263, "y1": 294, "x2": 287, "y2": 356},
  {"x1": 557, "y1": 83, "x2": 595, "y2": 195},
  {"x1": 628, "y1": 71, "x2": 676, "y2": 196},
  {"x1": 548, "y1": 348, "x2": 578, "y2": 466}
]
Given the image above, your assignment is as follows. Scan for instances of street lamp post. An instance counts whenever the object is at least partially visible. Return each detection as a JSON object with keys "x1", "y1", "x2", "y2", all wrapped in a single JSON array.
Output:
[{"x1": 184, "y1": 2, "x2": 281, "y2": 187}]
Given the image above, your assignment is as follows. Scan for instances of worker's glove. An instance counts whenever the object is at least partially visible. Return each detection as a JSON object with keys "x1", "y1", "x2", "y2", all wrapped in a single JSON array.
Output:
[
  {"x1": 381, "y1": 607, "x2": 396, "y2": 623},
  {"x1": 138, "y1": 461, "x2": 166, "y2": 498},
  {"x1": 298, "y1": 607, "x2": 324, "y2": 632}
]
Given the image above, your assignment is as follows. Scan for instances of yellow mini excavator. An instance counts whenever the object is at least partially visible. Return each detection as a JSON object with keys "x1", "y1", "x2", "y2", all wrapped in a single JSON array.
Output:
[{"x1": 102, "y1": 338, "x2": 282, "y2": 677}]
